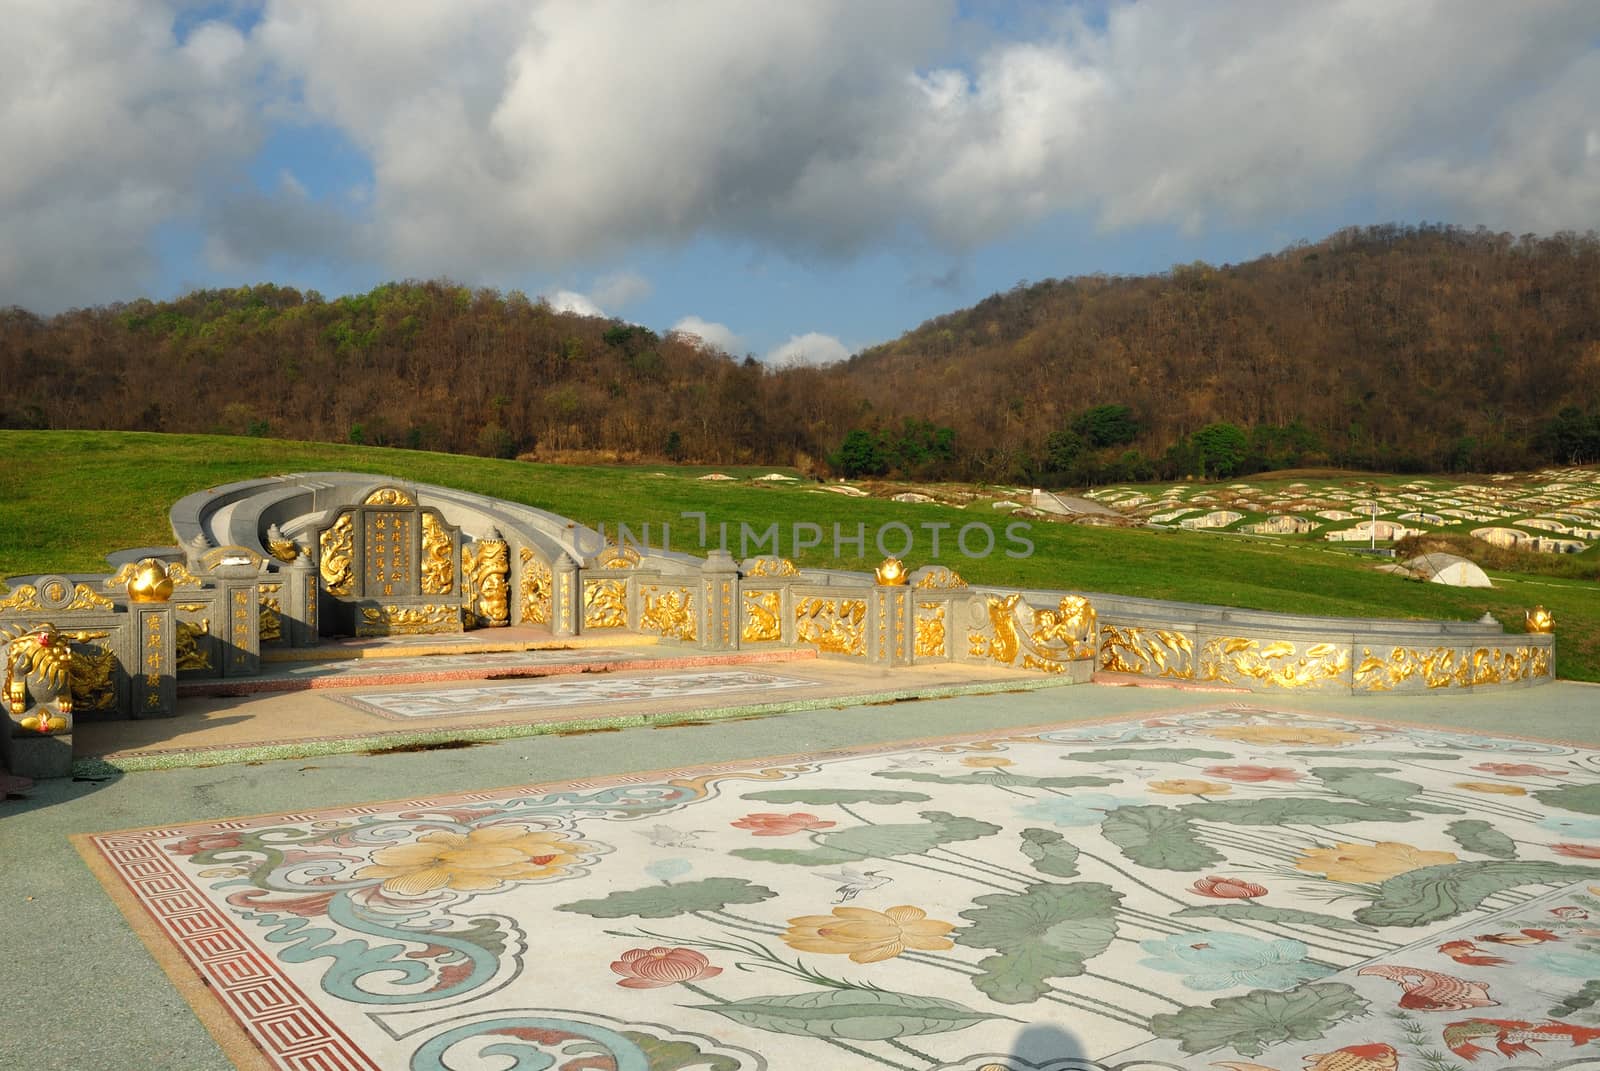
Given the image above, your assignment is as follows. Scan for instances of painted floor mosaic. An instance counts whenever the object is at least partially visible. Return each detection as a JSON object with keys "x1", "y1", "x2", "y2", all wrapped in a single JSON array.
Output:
[
  {"x1": 81, "y1": 706, "x2": 1600, "y2": 1071},
  {"x1": 329, "y1": 670, "x2": 821, "y2": 720},
  {"x1": 261, "y1": 649, "x2": 641, "y2": 680}
]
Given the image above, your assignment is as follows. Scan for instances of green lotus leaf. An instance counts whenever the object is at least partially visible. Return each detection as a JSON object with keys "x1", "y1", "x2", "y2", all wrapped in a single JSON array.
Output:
[
  {"x1": 1172, "y1": 903, "x2": 1377, "y2": 932},
  {"x1": 1101, "y1": 805, "x2": 1222, "y2": 871},
  {"x1": 740, "y1": 788, "x2": 931, "y2": 805},
  {"x1": 1019, "y1": 827, "x2": 1080, "y2": 878},
  {"x1": 694, "y1": 989, "x2": 996, "y2": 1040},
  {"x1": 1310, "y1": 766, "x2": 1460, "y2": 813},
  {"x1": 1182, "y1": 797, "x2": 1416, "y2": 825},
  {"x1": 1534, "y1": 782, "x2": 1600, "y2": 816},
  {"x1": 620, "y1": 1032, "x2": 743, "y2": 1071},
  {"x1": 1355, "y1": 861, "x2": 1600, "y2": 927},
  {"x1": 1150, "y1": 982, "x2": 1368, "y2": 1056},
  {"x1": 732, "y1": 811, "x2": 1000, "y2": 866},
  {"x1": 555, "y1": 877, "x2": 776, "y2": 919},
  {"x1": 1445, "y1": 819, "x2": 1517, "y2": 860},
  {"x1": 955, "y1": 881, "x2": 1122, "y2": 1004}
]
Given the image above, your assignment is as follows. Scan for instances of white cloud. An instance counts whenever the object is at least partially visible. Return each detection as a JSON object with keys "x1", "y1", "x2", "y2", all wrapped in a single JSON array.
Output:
[
  {"x1": 670, "y1": 316, "x2": 742, "y2": 354},
  {"x1": 765, "y1": 332, "x2": 850, "y2": 367},
  {"x1": 0, "y1": 1, "x2": 261, "y2": 310},
  {"x1": 545, "y1": 290, "x2": 604, "y2": 317},
  {"x1": 6, "y1": 2, "x2": 1600, "y2": 310},
  {"x1": 590, "y1": 270, "x2": 652, "y2": 310}
]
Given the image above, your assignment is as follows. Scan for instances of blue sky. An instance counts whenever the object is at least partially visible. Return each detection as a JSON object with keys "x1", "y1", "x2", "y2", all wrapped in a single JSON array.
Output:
[{"x1": 5, "y1": 2, "x2": 1598, "y2": 363}]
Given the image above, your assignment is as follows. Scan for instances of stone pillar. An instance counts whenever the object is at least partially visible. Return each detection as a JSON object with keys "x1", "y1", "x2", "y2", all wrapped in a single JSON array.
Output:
[
  {"x1": 131, "y1": 603, "x2": 176, "y2": 718},
  {"x1": 551, "y1": 553, "x2": 579, "y2": 637},
  {"x1": 213, "y1": 565, "x2": 262, "y2": 677},
  {"x1": 867, "y1": 585, "x2": 914, "y2": 666},
  {"x1": 699, "y1": 549, "x2": 740, "y2": 651},
  {"x1": 287, "y1": 550, "x2": 319, "y2": 646}
]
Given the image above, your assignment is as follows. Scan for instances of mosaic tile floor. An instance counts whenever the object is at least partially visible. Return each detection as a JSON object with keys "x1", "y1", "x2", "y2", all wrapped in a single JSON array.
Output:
[
  {"x1": 81, "y1": 706, "x2": 1600, "y2": 1070},
  {"x1": 329, "y1": 670, "x2": 821, "y2": 720}
]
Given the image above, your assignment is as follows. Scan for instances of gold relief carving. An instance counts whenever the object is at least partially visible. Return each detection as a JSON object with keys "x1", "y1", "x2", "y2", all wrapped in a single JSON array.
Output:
[
  {"x1": 914, "y1": 566, "x2": 967, "y2": 590},
  {"x1": 1526, "y1": 606, "x2": 1554, "y2": 633},
  {"x1": 166, "y1": 562, "x2": 204, "y2": 589},
  {"x1": 742, "y1": 590, "x2": 781, "y2": 643},
  {"x1": 874, "y1": 557, "x2": 908, "y2": 585},
  {"x1": 305, "y1": 574, "x2": 318, "y2": 632},
  {"x1": 65, "y1": 584, "x2": 115, "y2": 612},
  {"x1": 3, "y1": 621, "x2": 83, "y2": 714},
  {"x1": 266, "y1": 533, "x2": 300, "y2": 563},
  {"x1": 744, "y1": 557, "x2": 799, "y2": 578},
  {"x1": 794, "y1": 597, "x2": 866, "y2": 656},
  {"x1": 175, "y1": 618, "x2": 213, "y2": 672},
  {"x1": 595, "y1": 545, "x2": 641, "y2": 569},
  {"x1": 364, "y1": 487, "x2": 414, "y2": 506},
  {"x1": 640, "y1": 586, "x2": 696, "y2": 641},
  {"x1": 320, "y1": 512, "x2": 355, "y2": 595},
  {"x1": 583, "y1": 578, "x2": 629, "y2": 629},
  {"x1": 970, "y1": 594, "x2": 1098, "y2": 673},
  {"x1": 1200, "y1": 637, "x2": 1351, "y2": 689},
  {"x1": 1099, "y1": 625, "x2": 1195, "y2": 679},
  {"x1": 357, "y1": 604, "x2": 458, "y2": 636},
  {"x1": 0, "y1": 585, "x2": 44, "y2": 613},
  {"x1": 44, "y1": 580, "x2": 66, "y2": 603},
  {"x1": 461, "y1": 539, "x2": 510, "y2": 627},
  {"x1": 914, "y1": 602, "x2": 946, "y2": 659},
  {"x1": 894, "y1": 592, "x2": 906, "y2": 652},
  {"x1": 420, "y1": 513, "x2": 453, "y2": 595},
  {"x1": 1352, "y1": 643, "x2": 1551, "y2": 692},
  {"x1": 69, "y1": 645, "x2": 117, "y2": 712},
  {"x1": 518, "y1": 547, "x2": 553, "y2": 625},
  {"x1": 259, "y1": 587, "x2": 282, "y2": 644},
  {"x1": 230, "y1": 589, "x2": 251, "y2": 666}
]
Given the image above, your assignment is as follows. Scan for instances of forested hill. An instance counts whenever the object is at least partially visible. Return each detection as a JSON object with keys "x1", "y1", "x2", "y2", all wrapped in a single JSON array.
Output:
[{"x1": 3, "y1": 224, "x2": 1599, "y2": 484}]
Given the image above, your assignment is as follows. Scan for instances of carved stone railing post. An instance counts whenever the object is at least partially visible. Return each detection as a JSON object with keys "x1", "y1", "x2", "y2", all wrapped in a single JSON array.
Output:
[
  {"x1": 212, "y1": 563, "x2": 262, "y2": 677},
  {"x1": 287, "y1": 549, "x2": 319, "y2": 646},
  {"x1": 868, "y1": 558, "x2": 913, "y2": 667},
  {"x1": 130, "y1": 601, "x2": 176, "y2": 717},
  {"x1": 551, "y1": 553, "x2": 579, "y2": 637},
  {"x1": 699, "y1": 549, "x2": 740, "y2": 651}
]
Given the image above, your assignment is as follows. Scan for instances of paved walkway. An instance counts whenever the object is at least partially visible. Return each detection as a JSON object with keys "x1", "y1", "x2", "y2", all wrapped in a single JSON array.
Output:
[{"x1": 5, "y1": 676, "x2": 1599, "y2": 1071}]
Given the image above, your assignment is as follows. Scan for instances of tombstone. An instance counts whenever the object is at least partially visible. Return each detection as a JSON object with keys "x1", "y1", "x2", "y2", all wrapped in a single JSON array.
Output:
[{"x1": 313, "y1": 485, "x2": 466, "y2": 635}]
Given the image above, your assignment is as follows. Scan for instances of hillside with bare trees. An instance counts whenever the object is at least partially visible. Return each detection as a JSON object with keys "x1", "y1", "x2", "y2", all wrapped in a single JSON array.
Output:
[{"x1": 4, "y1": 224, "x2": 1598, "y2": 483}]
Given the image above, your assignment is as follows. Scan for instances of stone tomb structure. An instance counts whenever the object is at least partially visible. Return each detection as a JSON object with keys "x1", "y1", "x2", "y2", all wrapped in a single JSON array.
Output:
[{"x1": 0, "y1": 472, "x2": 1560, "y2": 778}]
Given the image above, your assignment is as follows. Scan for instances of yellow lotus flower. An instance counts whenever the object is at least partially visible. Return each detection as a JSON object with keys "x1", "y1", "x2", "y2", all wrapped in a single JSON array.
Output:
[
  {"x1": 961, "y1": 756, "x2": 1014, "y2": 768},
  {"x1": 1149, "y1": 779, "x2": 1233, "y2": 796},
  {"x1": 1294, "y1": 841, "x2": 1457, "y2": 884},
  {"x1": 1454, "y1": 781, "x2": 1527, "y2": 796},
  {"x1": 355, "y1": 825, "x2": 592, "y2": 895},
  {"x1": 1204, "y1": 725, "x2": 1362, "y2": 746},
  {"x1": 782, "y1": 905, "x2": 956, "y2": 963}
]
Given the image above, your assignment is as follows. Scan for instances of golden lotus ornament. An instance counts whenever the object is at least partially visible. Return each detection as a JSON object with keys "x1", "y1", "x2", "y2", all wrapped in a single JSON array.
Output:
[
  {"x1": 127, "y1": 558, "x2": 174, "y2": 603},
  {"x1": 874, "y1": 557, "x2": 909, "y2": 586},
  {"x1": 1526, "y1": 605, "x2": 1554, "y2": 633}
]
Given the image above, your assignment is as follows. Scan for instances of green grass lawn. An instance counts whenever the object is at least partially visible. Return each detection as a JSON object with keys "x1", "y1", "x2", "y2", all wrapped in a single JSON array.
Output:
[{"x1": 2, "y1": 430, "x2": 1594, "y2": 680}]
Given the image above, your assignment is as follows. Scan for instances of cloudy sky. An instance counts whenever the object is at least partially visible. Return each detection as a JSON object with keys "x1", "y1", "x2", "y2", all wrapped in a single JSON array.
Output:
[{"x1": 4, "y1": 1, "x2": 1598, "y2": 363}]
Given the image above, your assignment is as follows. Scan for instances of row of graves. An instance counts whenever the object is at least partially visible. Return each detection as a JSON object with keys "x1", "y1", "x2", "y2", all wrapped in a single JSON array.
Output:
[{"x1": 1084, "y1": 467, "x2": 1600, "y2": 553}]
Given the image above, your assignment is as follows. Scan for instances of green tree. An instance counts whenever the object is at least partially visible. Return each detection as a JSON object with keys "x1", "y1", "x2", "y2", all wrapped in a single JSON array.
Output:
[
  {"x1": 832, "y1": 429, "x2": 888, "y2": 477},
  {"x1": 1071, "y1": 404, "x2": 1140, "y2": 449},
  {"x1": 1192, "y1": 422, "x2": 1248, "y2": 478},
  {"x1": 1043, "y1": 429, "x2": 1086, "y2": 474}
]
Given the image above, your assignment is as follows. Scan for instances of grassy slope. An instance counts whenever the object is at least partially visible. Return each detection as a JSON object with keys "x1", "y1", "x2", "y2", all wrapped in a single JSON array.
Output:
[{"x1": 1, "y1": 430, "x2": 1593, "y2": 680}]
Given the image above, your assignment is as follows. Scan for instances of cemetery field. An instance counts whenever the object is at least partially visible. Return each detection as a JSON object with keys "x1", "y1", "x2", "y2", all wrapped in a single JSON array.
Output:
[{"x1": 2, "y1": 429, "x2": 1596, "y2": 680}]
